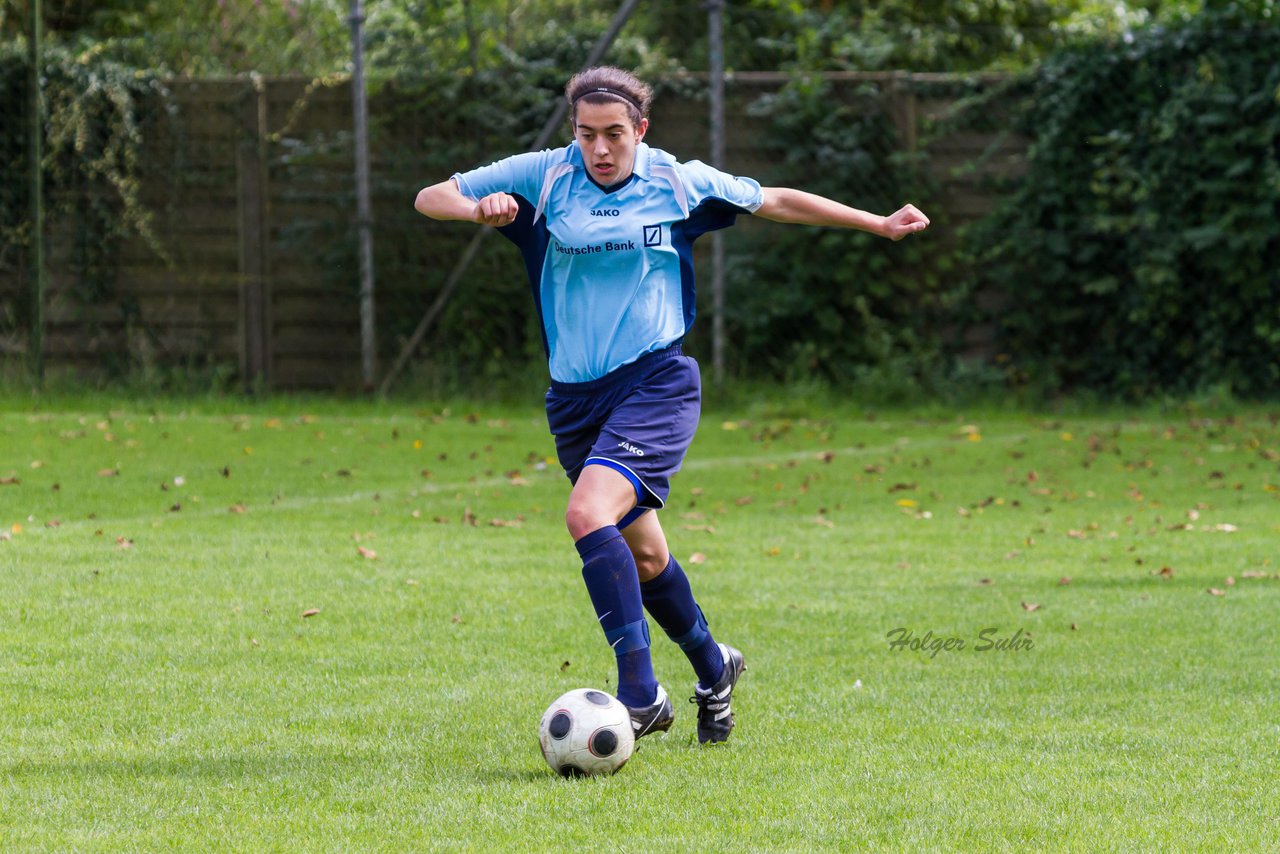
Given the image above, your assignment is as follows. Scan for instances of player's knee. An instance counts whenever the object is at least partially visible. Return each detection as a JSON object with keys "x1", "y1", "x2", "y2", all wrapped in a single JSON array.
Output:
[
  {"x1": 565, "y1": 501, "x2": 607, "y2": 542},
  {"x1": 629, "y1": 540, "x2": 670, "y2": 581},
  {"x1": 632, "y1": 550, "x2": 667, "y2": 582}
]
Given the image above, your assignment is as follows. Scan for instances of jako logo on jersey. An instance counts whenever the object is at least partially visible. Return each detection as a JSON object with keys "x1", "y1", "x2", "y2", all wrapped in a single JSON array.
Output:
[
  {"x1": 591, "y1": 209, "x2": 621, "y2": 217},
  {"x1": 618, "y1": 441, "x2": 645, "y2": 456}
]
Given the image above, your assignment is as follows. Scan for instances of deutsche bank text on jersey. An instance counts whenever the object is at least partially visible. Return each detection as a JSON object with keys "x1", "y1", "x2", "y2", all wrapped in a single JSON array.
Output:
[{"x1": 554, "y1": 240, "x2": 637, "y2": 256}]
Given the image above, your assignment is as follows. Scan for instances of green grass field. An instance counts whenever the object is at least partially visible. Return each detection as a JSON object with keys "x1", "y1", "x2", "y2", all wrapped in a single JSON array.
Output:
[{"x1": 2, "y1": 394, "x2": 1278, "y2": 850}]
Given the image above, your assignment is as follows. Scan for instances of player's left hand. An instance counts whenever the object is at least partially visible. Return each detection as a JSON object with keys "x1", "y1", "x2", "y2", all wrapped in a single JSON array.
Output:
[{"x1": 881, "y1": 204, "x2": 930, "y2": 241}]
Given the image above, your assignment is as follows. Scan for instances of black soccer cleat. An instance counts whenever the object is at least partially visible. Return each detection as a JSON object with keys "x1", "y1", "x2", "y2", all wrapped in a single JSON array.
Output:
[
  {"x1": 626, "y1": 684, "x2": 675, "y2": 739},
  {"x1": 690, "y1": 643, "x2": 746, "y2": 744}
]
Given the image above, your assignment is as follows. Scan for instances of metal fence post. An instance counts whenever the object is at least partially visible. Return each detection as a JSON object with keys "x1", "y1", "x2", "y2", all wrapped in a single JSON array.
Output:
[
  {"x1": 350, "y1": 0, "x2": 377, "y2": 391},
  {"x1": 28, "y1": 0, "x2": 45, "y2": 384},
  {"x1": 237, "y1": 76, "x2": 270, "y2": 391},
  {"x1": 707, "y1": 0, "x2": 726, "y2": 389}
]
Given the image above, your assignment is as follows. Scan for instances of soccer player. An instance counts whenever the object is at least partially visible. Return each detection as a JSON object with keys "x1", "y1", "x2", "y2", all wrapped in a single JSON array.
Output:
[{"x1": 415, "y1": 66, "x2": 929, "y2": 744}]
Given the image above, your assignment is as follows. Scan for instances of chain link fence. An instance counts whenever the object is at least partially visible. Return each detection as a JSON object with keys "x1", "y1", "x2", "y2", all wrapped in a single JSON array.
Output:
[{"x1": 2, "y1": 12, "x2": 1277, "y2": 397}]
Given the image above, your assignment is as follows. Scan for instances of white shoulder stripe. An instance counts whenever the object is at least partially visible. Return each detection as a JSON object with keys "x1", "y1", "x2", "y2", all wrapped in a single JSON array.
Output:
[
  {"x1": 534, "y1": 162, "x2": 575, "y2": 224},
  {"x1": 650, "y1": 165, "x2": 689, "y2": 219}
]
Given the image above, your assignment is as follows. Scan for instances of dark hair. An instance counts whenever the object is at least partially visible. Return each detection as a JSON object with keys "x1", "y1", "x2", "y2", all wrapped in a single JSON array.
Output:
[{"x1": 565, "y1": 66, "x2": 652, "y2": 128}]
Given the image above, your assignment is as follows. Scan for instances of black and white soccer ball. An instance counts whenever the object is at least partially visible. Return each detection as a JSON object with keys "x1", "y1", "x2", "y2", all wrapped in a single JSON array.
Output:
[{"x1": 538, "y1": 688, "x2": 635, "y2": 777}]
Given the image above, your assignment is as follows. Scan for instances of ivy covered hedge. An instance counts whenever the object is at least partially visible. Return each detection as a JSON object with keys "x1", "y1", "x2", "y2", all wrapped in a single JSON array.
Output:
[
  {"x1": 0, "y1": 41, "x2": 174, "y2": 362},
  {"x1": 728, "y1": 73, "x2": 942, "y2": 391},
  {"x1": 970, "y1": 7, "x2": 1280, "y2": 398}
]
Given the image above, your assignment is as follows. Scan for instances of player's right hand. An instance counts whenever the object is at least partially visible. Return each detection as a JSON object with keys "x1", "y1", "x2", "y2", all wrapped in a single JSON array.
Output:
[{"x1": 475, "y1": 192, "x2": 519, "y2": 227}]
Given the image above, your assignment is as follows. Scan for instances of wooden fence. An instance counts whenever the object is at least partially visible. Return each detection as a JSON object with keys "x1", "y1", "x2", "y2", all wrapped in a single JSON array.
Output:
[{"x1": 8, "y1": 72, "x2": 1023, "y2": 389}]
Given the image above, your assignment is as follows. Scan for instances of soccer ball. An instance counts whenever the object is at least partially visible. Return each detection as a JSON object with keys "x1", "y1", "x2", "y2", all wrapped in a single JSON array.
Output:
[{"x1": 538, "y1": 688, "x2": 635, "y2": 777}]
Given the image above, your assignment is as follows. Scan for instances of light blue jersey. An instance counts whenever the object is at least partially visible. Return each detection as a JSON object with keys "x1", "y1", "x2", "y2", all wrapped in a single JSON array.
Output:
[{"x1": 452, "y1": 142, "x2": 763, "y2": 384}]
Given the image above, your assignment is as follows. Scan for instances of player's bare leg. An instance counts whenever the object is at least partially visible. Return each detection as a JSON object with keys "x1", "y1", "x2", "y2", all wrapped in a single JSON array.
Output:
[
  {"x1": 565, "y1": 464, "x2": 637, "y2": 540},
  {"x1": 619, "y1": 509, "x2": 669, "y2": 583}
]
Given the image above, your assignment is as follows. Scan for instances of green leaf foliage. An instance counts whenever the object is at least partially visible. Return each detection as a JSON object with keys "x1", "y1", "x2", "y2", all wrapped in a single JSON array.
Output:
[
  {"x1": 725, "y1": 73, "x2": 948, "y2": 392},
  {"x1": 0, "y1": 40, "x2": 174, "y2": 308},
  {"x1": 970, "y1": 6, "x2": 1280, "y2": 398}
]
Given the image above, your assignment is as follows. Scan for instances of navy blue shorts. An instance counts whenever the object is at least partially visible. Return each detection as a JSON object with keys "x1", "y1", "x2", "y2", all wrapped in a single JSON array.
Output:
[{"x1": 545, "y1": 345, "x2": 701, "y2": 529}]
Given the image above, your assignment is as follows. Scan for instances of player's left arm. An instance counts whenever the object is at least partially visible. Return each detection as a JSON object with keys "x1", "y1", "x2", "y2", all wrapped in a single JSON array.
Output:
[{"x1": 755, "y1": 187, "x2": 929, "y2": 241}]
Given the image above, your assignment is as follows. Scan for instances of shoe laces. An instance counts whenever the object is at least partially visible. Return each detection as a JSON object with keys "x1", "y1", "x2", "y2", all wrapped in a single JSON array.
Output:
[{"x1": 689, "y1": 691, "x2": 728, "y2": 713}]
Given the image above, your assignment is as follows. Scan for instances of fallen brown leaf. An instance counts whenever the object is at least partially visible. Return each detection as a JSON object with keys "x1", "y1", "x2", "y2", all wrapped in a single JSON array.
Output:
[
  {"x1": 462, "y1": 507, "x2": 477, "y2": 526},
  {"x1": 1206, "y1": 588, "x2": 1226, "y2": 597},
  {"x1": 1021, "y1": 601, "x2": 1041, "y2": 612},
  {"x1": 98, "y1": 468, "x2": 119, "y2": 478},
  {"x1": 357, "y1": 546, "x2": 377, "y2": 560},
  {"x1": 229, "y1": 503, "x2": 247, "y2": 514},
  {"x1": 1058, "y1": 576, "x2": 1072, "y2": 586},
  {"x1": 1158, "y1": 566, "x2": 1175, "y2": 578},
  {"x1": 689, "y1": 552, "x2": 707, "y2": 565},
  {"x1": 301, "y1": 608, "x2": 321, "y2": 618}
]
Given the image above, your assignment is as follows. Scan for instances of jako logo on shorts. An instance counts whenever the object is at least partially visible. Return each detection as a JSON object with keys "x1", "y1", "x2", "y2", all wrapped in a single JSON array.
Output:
[{"x1": 617, "y1": 441, "x2": 645, "y2": 456}]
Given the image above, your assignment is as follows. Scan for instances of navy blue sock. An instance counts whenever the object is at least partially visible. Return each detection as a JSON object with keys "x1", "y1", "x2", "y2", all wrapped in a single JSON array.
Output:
[
  {"x1": 640, "y1": 555, "x2": 725, "y2": 689},
  {"x1": 575, "y1": 525, "x2": 658, "y2": 708}
]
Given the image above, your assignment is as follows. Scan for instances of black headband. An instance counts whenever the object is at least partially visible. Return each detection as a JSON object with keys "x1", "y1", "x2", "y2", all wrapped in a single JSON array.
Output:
[{"x1": 571, "y1": 86, "x2": 643, "y2": 114}]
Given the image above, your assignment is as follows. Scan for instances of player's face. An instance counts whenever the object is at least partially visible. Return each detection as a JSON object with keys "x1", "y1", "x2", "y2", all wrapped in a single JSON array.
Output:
[{"x1": 574, "y1": 101, "x2": 648, "y2": 187}]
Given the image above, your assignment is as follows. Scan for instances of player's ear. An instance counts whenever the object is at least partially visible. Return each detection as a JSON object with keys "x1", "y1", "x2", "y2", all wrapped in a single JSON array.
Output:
[{"x1": 634, "y1": 117, "x2": 649, "y2": 142}]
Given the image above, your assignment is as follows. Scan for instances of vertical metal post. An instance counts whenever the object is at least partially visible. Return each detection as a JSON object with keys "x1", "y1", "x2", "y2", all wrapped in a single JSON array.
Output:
[
  {"x1": 28, "y1": 0, "x2": 45, "y2": 384},
  {"x1": 350, "y1": 0, "x2": 377, "y2": 390},
  {"x1": 707, "y1": 0, "x2": 726, "y2": 388},
  {"x1": 237, "y1": 77, "x2": 270, "y2": 392}
]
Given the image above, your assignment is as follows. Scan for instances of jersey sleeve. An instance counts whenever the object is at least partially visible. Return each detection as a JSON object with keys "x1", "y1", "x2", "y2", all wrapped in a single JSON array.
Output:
[
  {"x1": 451, "y1": 148, "x2": 565, "y2": 205},
  {"x1": 675, "y1": 160, "x2": 764, "y2": 213}
]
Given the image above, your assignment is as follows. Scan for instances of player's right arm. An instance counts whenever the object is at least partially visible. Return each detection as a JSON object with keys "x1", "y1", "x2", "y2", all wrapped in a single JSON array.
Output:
[{"x1": 414, "y1": 179, "x2": 518, "y2": 227}]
